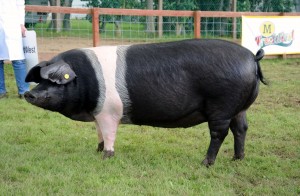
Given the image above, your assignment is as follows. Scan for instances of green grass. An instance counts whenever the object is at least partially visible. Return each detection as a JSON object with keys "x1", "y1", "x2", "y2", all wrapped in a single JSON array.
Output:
[
  {"x1": 0, "y1": 58, "x2": 299, "y2": 195},
  {"x1": 33, "y1": 20, "x2": 93, "y2": 38},
  {"x1": 31, "y1": 19, "x2": 194, "y2": 41}
]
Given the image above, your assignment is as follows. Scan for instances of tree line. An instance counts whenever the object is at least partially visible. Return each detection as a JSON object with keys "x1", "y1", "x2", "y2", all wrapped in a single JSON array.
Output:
[
  {"x1": 85, "y1": 0, "x2": 298, "y2": 12},
  {"x1": 83, "y1": 0, "x2": 298, "y2": 37},
  {"x1": 26, "y1": 0, "x2": 299, "y2": 35}
]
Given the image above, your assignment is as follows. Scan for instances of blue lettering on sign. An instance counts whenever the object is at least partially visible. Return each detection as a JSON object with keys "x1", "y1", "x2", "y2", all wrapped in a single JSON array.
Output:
[{"x1": 23, "y1": 46, "x2": 36, "y2": 53}]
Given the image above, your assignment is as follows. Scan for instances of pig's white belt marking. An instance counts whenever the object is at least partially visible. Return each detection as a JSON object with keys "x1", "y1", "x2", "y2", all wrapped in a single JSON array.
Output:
[
  {"x1": 116, "y1": 46, "x2": 131, "y2": 123},
  {"x1": 90, "y1": 46, "x2": 123, "y2": 119}
]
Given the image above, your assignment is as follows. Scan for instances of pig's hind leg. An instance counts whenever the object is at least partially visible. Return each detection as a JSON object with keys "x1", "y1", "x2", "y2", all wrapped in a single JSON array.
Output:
[
  {"x1": 229, "y1": 111, "x2": 248, "y2": 160},
  {"x1": 202, "y1": 119, "x2": 231, "y2": 167}
]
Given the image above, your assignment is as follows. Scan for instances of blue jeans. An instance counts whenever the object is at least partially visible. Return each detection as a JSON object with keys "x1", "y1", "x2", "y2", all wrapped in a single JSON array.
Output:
[{"x1": 0, "y1": 60, "x2": 30, "y2": 95}]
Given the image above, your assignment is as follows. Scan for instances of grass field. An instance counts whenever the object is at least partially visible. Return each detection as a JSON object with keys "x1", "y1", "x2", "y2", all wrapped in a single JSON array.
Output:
[
  {"x1": 33, "y1": 19, "x2": 194, "y2": 41},
  {"x1": 0, "y1": 58, "x2": 299, "y2": 195}
]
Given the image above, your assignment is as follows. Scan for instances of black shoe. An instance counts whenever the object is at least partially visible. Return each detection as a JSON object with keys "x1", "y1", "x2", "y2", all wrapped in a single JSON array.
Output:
[{"x1": 19, "y1": 94, "x2": 25, "y2": 99}]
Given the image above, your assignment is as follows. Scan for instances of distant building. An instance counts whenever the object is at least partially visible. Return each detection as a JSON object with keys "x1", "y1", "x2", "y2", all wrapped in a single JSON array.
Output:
[
  {"x1": 71, "y1": 0, "x2": 87, "y2": 19},
  {"x1": 25, "y1": 0, "x2": 49, "y2": 27},
  {"x1": 295, "y1": 0, "x2": 300, "y2": 12}
]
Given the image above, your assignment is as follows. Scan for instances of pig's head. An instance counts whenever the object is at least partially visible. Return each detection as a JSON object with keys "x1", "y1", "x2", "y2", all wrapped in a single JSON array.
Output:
[{"x1": 24, "y1": 60, "x2": 77, "y2": 112}]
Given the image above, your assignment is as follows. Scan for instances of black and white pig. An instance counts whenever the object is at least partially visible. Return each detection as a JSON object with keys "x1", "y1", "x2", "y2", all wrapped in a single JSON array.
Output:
[{"x1": 24, "y1": 39, "x2": 266, "y2": 166}]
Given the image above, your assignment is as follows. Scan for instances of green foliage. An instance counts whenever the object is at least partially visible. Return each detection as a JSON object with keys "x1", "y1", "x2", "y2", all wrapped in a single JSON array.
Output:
[
  {"x1": 268, "y1": 0, "x2": 294, "y2": 12},
  {"x1": 84, "y1": 0, "x2": 144, "y2": 33},
  {"x1": 238, "y1": 0, "x2": 295, "y2": 12},
  {"x1": 0, "y1": 58, "x2": 299, "y2": 195},
  {"x1": 85, "y1": 0, "x2": 142, "y2": 9},
  {"x1": 80, "y1": 0, "x2": 295, "y2": 37},
  {"x1": 83, "y1": 0, "x2": 295, "y2": 11},
  {"x1": 238, "y1": 0, "x2": 252, "y2": 11},
  {"x1": 163, "y1": 0, "x2": 196, "y2": 10},
  {"x1": 196, "y1": 0, "x2": 231, "y2": 11}
]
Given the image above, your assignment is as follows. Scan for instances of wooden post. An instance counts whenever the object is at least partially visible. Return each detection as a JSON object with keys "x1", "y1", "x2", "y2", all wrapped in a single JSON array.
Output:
[
  {"x1": 92, "y1": 8, "x2": 100, "y2": 47},
  {"x1": 194, "y1": 11, "x2": 201, "y2": 39}
]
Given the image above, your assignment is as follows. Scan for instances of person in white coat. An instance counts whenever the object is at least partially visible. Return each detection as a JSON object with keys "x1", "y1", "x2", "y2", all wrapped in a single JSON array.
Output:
[{"x1": 0, "y1": 0, "x2": 30, "y2": 98}]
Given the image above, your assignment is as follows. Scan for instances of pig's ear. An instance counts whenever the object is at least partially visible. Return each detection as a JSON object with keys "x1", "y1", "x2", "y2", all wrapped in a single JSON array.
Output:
[
  {"x1": 40, "y1": 61, "x2": 77, "y2": 84},
  {"x1": 25, "y1": 61, "x2": 48, "y2": 83}
]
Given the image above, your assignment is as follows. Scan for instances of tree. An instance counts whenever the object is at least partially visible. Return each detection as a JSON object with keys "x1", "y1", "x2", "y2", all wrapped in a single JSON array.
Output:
[
  {"x1": 146, "y1": 0, "x2": 155, "y2": 35},
  {"x1": 48, "y1": 0, "x2": 73, "y2": 32},
  {"x1": 163, "y1": 0, "x2": 196, "y2": 36},
  {"x1": 85, "y1": 0, "x2": 141, "y2": 35},
  {"x1": 158, "y1": 0, "x2": 163, "y2": 37},
  {"x1": 238, "y1": 0, "x2": 294, "y2": 12},
  {"x1": 62, "y1": 0, "x2": 73, "y2": 30},
  {"x1": 48, "y1": 0, "x2": 62, "y2": 32}
]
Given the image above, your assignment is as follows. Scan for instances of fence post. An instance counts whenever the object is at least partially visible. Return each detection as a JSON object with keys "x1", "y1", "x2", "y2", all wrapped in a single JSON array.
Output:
[
  {"x1": 194, "y1": 11, "x2": 201, "y2": 39},
  {"x1": 92, "y1": 8, "x2": 100, "y2": 47}
]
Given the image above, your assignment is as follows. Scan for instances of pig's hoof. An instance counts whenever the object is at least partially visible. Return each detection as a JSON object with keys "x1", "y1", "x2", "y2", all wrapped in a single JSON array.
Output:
[
  {"x1": 202, "y1": 158, "x2": 215, "y2": 167},
  {"x1": 233, "y1": 153, "x2": 245, "y2": 161},
  {"x1": 103, "y1": 150, "x2": 115, "y2": 160},
  {"x1": 97, "y1": 141, "x2": 104, "y2": 152}
]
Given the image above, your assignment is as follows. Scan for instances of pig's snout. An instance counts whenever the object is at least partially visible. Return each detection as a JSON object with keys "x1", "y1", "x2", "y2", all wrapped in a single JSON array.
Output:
[
  {"x1": 24, "y1": 91, "x2": 36, "y2": 101},
  {"x1": 24, "y1": 91, "x2": 45, "y2": 105},
  {"x1": 24, "y1": 90, "x2": 49, "y2": 109},
  {"x1": 24, "y1": 89, "x2": 62, "y2": 111}
]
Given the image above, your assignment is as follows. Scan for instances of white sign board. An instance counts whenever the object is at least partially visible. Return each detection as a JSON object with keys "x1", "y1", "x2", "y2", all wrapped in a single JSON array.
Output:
[
  {"x1": 242, "y1": 16, "x2": 300, "y2": 55},
  {"x1": 22, "y1": 30, "x2": 39, "y2": 72}
]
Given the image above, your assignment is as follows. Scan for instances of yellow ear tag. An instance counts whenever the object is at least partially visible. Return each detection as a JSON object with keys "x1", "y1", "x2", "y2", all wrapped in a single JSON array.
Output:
[{"x1": 64, "y1": 74, "x2": 70, "y2": 79}]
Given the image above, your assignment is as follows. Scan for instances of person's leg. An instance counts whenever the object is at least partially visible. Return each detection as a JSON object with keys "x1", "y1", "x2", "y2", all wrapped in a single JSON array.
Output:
[
  {"x1": 0, "y1": 60, "x2": 7, "y2": 96},
  {"x1": 11, "y1": 60, "x2": 30, "y2": 95}
]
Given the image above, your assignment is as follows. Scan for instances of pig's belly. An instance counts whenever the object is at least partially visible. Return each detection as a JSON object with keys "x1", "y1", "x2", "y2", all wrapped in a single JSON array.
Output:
[
  {"x1": 65, "y1": 112, "x2": 95, "y2": 122},
  {"x1": 123, "y1": 109, "x2": 207, "y2": 128}
]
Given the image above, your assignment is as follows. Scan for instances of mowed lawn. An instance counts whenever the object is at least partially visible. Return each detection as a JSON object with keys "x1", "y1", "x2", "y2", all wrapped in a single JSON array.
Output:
[{"x1": 0, "y1": 57, "x2": 299, "y2": 195}]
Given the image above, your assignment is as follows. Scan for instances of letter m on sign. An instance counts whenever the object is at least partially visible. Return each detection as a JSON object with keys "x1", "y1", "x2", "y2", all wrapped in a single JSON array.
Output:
[
  {"x1": 264, "y1": 24, "x2": 271, "y2": 34},
  {"x1": 260, "y1": 21, "x2": 275, "y2": 37}
]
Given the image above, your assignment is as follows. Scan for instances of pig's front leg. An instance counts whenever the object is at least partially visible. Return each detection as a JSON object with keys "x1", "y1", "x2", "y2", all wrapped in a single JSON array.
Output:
[
  {"x1": 95, "y1": 113, "x2": 120, "y2": 159},
  {"x1": 95, "y1": 121, "x2": 104, "y2": 152}
]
